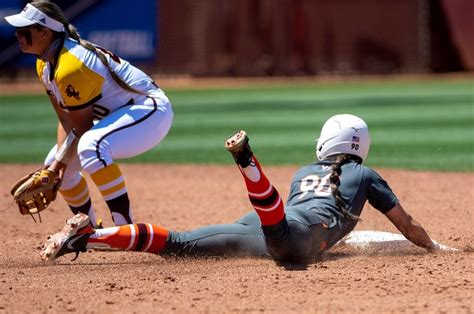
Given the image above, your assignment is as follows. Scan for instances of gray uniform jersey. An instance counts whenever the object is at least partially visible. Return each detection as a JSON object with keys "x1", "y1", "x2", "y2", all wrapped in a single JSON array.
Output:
[
  {"x1": 285, "y1": 159, "x2": 398, "y2": 246},
  {"x1": 163, "y1": 159, "x2": 399, "y2": 260}
]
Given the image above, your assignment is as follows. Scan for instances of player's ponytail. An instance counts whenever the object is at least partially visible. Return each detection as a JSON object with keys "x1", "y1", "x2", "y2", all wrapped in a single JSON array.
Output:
[
  {"x1": 330, "y1": 154, "x2": 361, "y2": 221},
  {"x1": 65, "y1": 23, "x2": 147, "y2": 95},
  {"x1": 31, "y1": 1, "x2": 147, "y2": 96}
]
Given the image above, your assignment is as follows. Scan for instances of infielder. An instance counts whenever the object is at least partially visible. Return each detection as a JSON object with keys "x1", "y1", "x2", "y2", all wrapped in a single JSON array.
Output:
[
  {"x1": 41, "y1": 114, "x2": 448, "y2": 265},
  {"x1": 5, "y1": 2, "x2": 173, "y2": 226}
]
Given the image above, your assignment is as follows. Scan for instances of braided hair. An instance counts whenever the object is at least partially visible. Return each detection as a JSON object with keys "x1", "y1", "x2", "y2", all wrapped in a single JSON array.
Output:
[
  {"x1": 31, "y1": 1, "x2": 147, "y2": 96},
  {"x1": 329, "y1": 154, "x2": 361, "y2": 221}
]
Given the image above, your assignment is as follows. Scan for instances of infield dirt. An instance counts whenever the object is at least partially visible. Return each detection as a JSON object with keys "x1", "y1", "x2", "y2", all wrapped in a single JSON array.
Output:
[{"x1": 0, "y1": 164, "x2": 472, "y2": 313}]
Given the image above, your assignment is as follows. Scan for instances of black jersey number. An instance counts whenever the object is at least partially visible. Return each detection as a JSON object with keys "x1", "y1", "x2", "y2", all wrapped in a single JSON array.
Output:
[
  {"x1": 92, "y1": 104, "x2": 110, "y2": 120},
  {"x1": 298, "y1": 173, "x2": 332, "y2": 199}
]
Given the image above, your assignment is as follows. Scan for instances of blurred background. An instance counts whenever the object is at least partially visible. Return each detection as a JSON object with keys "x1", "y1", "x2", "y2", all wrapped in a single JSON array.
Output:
[
  {"x1": 0, "y1": 0, "x2": 473, "y2": 79},
  {"x1": 0, "y1": 0, "x2": 472, "y2": 171}
]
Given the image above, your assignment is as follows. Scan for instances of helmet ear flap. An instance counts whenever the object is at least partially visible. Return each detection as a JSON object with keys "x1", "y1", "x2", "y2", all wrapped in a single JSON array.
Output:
[
  {"x1": 316, "y1": 138, "x2": 329, "y2": 160},
  {"x1": 315, "y1": 139, "x2": 322, "y2": 159}
]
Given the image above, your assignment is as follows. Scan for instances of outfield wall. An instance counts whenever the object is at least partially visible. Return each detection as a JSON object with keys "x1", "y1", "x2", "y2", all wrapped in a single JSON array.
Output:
[{"x1": 0, "y1": 0, "x2": 472, "y2": 78}]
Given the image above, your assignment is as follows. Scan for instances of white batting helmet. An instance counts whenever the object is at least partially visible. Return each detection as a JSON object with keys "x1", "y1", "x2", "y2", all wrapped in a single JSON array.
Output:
[{"x1": 316, "y1": 114, "x2": 371, "y2": 162}]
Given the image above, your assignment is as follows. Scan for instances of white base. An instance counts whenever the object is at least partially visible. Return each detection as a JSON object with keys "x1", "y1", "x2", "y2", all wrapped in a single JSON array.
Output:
[{"x1": 337, "y1": 230, "x2": 459, "y2": 253}]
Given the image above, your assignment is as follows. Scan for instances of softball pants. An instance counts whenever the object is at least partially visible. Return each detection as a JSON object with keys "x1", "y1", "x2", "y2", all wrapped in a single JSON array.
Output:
[
  {"x1": 44, "y1": 93, "x2": 173, "y2": 224},
  {"x1": 161, "y1": 210, "x2": 329, "y2": 265},
  {"x1": 45, "y1": 94, "x2": 173, "y2": 175}
]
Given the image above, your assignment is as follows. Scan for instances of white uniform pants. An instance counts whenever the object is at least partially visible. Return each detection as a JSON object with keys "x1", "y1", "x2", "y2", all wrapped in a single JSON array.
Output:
[{"x1": 44, "y1": 95, "x2": 173, "y2": 191}]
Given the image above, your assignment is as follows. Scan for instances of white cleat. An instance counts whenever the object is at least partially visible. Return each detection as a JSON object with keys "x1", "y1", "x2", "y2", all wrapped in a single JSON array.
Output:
[{"x1": 40, "y1": 213, "x2": 92, "y2": 262}]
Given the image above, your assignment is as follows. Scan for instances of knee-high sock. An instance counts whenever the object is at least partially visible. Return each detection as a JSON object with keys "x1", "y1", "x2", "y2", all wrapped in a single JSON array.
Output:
[
  {"x1": 86, "y1": 224, "x2": 169, "y2": 254},
  {"x1": 238, "y1": 156, "x2": 284, "y2": 226},
  {"x1": 60, "y1": 175, "x2": 98, "y2": 227},
  {"x1": 90, "y1": 163, "x2": 133, "y2": 225}
]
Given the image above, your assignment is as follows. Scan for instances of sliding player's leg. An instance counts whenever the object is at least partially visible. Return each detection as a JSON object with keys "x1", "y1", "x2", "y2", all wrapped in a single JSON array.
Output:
[
  {"x1": 40, "y1": 212, "x2": 269, "y2": 261},
  {"x1": 225, "y1": 130, "x2": 328, "y2": 264},
  {"x1": 225, "y1": 130, "x2": 285, "y2": 226}
]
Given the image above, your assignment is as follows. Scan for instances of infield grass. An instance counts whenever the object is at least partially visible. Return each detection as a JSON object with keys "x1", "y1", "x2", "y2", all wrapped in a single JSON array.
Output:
[{"x1": 0, "y1": 78, "x2": 472, "y2": 171}]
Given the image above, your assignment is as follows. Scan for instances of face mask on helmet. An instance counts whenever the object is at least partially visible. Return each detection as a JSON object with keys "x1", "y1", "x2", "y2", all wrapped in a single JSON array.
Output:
[{"x1": 315, "y1": 114, "x2": 371, "y2": 162}]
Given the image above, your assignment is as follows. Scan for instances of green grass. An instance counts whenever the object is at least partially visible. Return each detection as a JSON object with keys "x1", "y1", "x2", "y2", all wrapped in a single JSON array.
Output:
[{"x1": 0, "y1": 78, "x2": 473, "y2": 171}]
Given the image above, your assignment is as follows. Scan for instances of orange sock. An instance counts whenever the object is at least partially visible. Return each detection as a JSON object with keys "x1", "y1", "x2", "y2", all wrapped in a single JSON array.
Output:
[
  {"x1": 87, "y1": 224, "x2": 169, "y2": 254},
  {"x1": 239, "y1": 156, "x2": 284, "y2": 226}
]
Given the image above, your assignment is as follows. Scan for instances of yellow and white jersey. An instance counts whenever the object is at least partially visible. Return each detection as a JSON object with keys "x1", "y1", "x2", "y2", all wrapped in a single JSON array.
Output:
[{"x1": 36, "y1": 37, "x2": 166, "y2": 118}]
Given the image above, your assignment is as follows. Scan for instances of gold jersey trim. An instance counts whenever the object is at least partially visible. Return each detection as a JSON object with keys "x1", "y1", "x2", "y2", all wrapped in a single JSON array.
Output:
[{"x1": 36, "y1": 38, "x2": 158, "y2": 115}]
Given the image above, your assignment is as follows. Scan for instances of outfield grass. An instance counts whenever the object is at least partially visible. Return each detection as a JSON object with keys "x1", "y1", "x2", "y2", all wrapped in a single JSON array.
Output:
[{"x1": 0, "y1": 78, "x2": 472, "y2": 171}]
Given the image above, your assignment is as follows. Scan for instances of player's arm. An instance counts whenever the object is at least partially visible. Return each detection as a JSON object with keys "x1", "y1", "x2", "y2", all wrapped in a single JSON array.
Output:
[
  {"x1": 47, "y1": 94, "x2": 93, "y2": 174},
  {"x1": 55, "y1": 52, "x2": 103, "y2": 137},
  {"x1": 45, "y1": 94, "x2": 70, "y2": 174},
  {"x1": 384, "y1": 203, "x2": 437, "y2": 251},
  {"x1": 49, "y1": 61, "x2": 102, "y2": 173},
  {"x1": 48, "y1": 89, "x2": 94, "y2": 136}
]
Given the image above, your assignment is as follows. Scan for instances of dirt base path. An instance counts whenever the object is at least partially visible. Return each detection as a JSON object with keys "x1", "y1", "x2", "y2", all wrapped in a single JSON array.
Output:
[{"x1": 0, "y1": 164, "x2": 472, "y2": 313}]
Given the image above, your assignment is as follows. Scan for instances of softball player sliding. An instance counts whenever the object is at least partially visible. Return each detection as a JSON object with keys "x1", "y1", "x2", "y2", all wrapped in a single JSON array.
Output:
[
  {"x1": 41, "y1": 114, "x2": 451, "y2": 265},
  {"x1": 5, "y1": 2, "x2": 173, "y2": 226}
]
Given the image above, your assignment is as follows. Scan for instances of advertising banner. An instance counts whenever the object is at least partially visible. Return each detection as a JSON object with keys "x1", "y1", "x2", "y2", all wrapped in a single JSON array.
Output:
[{"x1": 0, "y1": 0, "x2": 157, "y2": 67}]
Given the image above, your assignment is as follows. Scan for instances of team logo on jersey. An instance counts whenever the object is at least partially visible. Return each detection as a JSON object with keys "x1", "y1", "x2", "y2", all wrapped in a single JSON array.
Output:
[{"x1": 65, "y1": 84, "x2": 81, "y2": 100}]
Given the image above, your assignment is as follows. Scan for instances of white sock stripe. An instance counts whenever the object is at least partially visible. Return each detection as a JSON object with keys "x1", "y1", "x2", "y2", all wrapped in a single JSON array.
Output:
[
  {"x1": 97, "y1": 176, "x2": 124, "y2": 191},
  {"x1": 253, "y1": 196, "x2": 282, "y2": 212},
  {"x1": 242, "y1": 162, "x2": 261, "y2": 182},
  {"x1": 62, "y1": 188, "x2": 89, "y2": 203},
  {"x1": 102, "y1": 187, "x2": 128, "y2": 201},
  {"x1": 58, "y1": 174, "x2": 84, "y2": 191},
  {"x1": 248, "y1": 184, "x2": 273, "y2": 198},
  {"x1": 126, "y1": 225, "x2": 136, "y2": 251},
  {"x1": 143, "y1": 223, "x2": 154, "y2": 252},
  {"x1": 91, "y1": 226, "x2": 120, "y2": 238}
]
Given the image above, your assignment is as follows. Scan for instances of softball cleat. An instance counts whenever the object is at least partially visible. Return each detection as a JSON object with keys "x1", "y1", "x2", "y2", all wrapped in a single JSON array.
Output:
[
  {"x1": 40, "y1": 213, "x2": 92, "y2": 262},
  {"x1": 225, "y1": 130, "x2": 254, "y2": 168}
]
